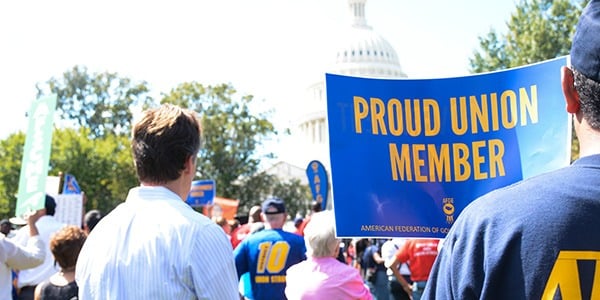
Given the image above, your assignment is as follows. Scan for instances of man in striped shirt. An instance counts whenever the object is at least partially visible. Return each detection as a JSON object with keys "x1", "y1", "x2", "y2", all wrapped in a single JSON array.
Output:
[{"x1": 76, "y1": 104, "x2": 240, "y2": 299}]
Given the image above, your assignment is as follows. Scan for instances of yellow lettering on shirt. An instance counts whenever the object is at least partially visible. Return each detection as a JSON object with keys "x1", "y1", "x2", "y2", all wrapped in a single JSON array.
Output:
[
  {"x1": 255, "y1": 275, "x2": 269, "y2": 284},
  {"x1": 270, "y1": 275, "x2": 286, "y2": 283},
  {"x1": 542, "y1": 251, "x2": 600, "y2": 300}
]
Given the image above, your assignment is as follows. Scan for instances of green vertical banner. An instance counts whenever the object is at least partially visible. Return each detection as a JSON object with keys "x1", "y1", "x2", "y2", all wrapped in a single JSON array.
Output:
[{"x1": 16, "y1": 94, "x2": 57, "y2": 217}]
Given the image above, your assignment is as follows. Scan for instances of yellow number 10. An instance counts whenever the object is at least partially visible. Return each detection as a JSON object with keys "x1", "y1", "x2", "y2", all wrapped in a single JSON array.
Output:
[{"x1": 256, "y1": 241, "x2": 291, "y2": 274}]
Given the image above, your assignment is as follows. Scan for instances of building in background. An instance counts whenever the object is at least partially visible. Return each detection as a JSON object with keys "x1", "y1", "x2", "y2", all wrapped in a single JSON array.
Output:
[{"x1": 267, "y1": 0, "x2": 407, "y2": 193}]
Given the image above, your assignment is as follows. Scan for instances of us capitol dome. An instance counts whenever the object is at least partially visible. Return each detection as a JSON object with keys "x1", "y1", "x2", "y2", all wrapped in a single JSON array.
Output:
[{"x1": 294, "y1": 0, "x2": 406, "y2": 168}]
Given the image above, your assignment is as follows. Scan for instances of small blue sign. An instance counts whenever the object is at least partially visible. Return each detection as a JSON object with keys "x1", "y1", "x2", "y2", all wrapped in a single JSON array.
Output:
[
  {"x1": 63, "y1": 173, "x2": 82, "y2": 194},
  {"x1": 306, "y1": 160, "x2": 329, "y2": 210},
  {"x1": 186, "y1": 179, "x2": 215, "y2": 207}
]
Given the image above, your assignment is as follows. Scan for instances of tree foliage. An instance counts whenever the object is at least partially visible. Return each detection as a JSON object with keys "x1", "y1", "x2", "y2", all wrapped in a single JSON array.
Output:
[
  {"x1": 234, "y1": 172, "x2": 311, "y2": 219},
  {"x1": 470, "y1": 0, "x2": 585, "y2": 73},
  {"x1": 469, "y1": 0, "x2": 587, "y2": 161},
  {"x1": 50, "y1": 128, "x2": 137, "y2": 213},
  {"x1": 37, "y1": 65, "x2": 153, "y2": 138},
  {"x1": 0, "y1": 133, "x2": 26, "y2": 217},
  {"x1": 271, "y1": 178, "x2": 312, "y2": 220},
  {"x1": 161, "y1": 82, "x2": 278, "y2": 200},
  {"x1": 1, "y1": 67, "x2": 309, "y2": 219},
  {"x1": 0, "y1": 128, "x2": 138, "y2": 219}
]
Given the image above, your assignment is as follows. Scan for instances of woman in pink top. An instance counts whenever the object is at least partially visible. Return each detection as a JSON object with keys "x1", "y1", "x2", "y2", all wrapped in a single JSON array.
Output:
[{"x1": 285, "y1": 211, "x2": 372, "y2": 300}]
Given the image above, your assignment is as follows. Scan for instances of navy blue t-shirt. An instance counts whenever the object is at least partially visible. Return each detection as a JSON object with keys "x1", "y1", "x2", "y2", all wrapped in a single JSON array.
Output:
[{"x1": 423, "y1": 154, "x2": 600, "y2": 299}]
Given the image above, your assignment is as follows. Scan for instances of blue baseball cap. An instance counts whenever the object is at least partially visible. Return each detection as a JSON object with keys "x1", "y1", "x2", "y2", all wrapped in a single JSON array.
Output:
[
  {"x1": 571, "y1": 0, "x2": 600, "y2": 82},
  {"x1": 262, "y1": 197, "x2": 286, "y2": 214}
]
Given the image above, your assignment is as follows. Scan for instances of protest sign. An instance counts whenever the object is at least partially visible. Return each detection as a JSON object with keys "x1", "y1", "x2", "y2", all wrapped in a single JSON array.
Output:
[
  {"x1": 186, "y1": 179, "x2": 216, "y2": 207},
  {"x1": 326, "y1": 57, "x2": 570, "y2": 238},
  {"x1": 16, "y1": 94, "x2": 57, "y2": 217},
  {"x1": 55, "y1": 194, "x2": 84, "y2": 227},
  {"x1": 306, "y1": 160, "x2": 329, "y2": 210},
  {"x1": 63, "y1": 173, "x2": 82, "y2": 194}
]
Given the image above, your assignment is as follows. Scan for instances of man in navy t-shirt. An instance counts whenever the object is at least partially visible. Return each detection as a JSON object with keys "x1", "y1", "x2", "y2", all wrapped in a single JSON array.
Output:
[{"x1": 424, "y1": 2, "x2": 600, "y2": 299}]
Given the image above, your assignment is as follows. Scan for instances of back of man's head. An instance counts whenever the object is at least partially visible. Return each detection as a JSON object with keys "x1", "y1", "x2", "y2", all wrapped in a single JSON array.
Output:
[
  {"x1": 0, "y1": 219, "x2": 11, "y2": 235},
  {"x1": 570, "y1": 0, "x2": 600, "y2": 130},
  {"x1": 311, "y1": 201, "x2": 322, "y2": 213},
  {"x1": 84, "y1": 209, "x2": 103, "y2": 233},
  {"x1": 248, "y1": 205, "x2": 262, "y2": 223},
  {"x1": 45, "y1": 194, "x2": 57, "y2": 216},
  {"x1": 131, "y1": 104, "x2": 202, "y2": 184},
  {"x1": 571, "y1": 0, "x2": 600, "y2": 84},
  {"x1": 261, "y1": 197, "x2": 286, "y2": 228}
]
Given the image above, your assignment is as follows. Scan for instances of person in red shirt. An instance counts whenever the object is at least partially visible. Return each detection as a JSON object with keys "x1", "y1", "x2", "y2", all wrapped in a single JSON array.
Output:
[
  {"x1": 388, "y1": 239, "x2": 439, "y2": 300},
  {"x1": 230, "y1": 205, "x2": 263, "y2": 249},
  {"x1": 296, "y1": 201, "x2": 322, "y2": 236}
]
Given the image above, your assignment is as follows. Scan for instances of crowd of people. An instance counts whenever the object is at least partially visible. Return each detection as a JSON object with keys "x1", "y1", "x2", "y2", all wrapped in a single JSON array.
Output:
[
  {"x1": 1, "y1": 2, "x2": 600, "y2": 298},
  {"x1": 217, "y1": 196, "x2": 438, "y2": 300},
  {"x1": 1, "y1": 195, "x2": 101, "y2": 300}
]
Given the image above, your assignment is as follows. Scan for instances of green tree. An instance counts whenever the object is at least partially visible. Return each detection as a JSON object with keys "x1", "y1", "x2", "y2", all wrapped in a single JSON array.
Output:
[
  {"x1": 0, "y1": 128, "x2": 138, "y2": 220},
  {"x1": 160, "y1": 82, "x2": 278, "y2": 207},
  {"x1": 272, "y1": 178, "x2": 312, "y2": 220},
  {"x1": 470, "y1": 0, "x2": 585, "y2": 73},
  {"x1": 234, "y1": 171, "x2": 278, "y2": 214},
  {"x1": 37, "y1": 65, "x2": 153, "y2": 138},
  {"x1": 0, "y1": 133, "x2": 25, "y2": 217},
  {"x1": 469, "y1": 0, "x2": 587, "y2": 161},
  {"x1": 50, "y1": 128, "x2": 137, "y2": 213},
  {"x1": 232, "y1": 171, "x2": 311, "y2": 219}
]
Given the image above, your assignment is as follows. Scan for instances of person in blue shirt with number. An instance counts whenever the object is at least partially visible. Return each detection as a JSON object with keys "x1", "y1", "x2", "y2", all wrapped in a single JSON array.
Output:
[{"x1": 234, "y1": 197, "x2": 306, "y2": 300}]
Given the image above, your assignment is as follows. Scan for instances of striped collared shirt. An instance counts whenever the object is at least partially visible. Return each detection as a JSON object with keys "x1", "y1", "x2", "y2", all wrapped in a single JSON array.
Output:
[{"x1": 76, "y1": 186, "x2": 239, "y2": 299}]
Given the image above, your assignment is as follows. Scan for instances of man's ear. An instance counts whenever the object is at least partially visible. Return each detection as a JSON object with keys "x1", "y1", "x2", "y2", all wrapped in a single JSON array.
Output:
[
  {"x1": 562, "y1": 66, "x2": 580, "y2": 113},
  {"x1": 183, "y1": 155, "x2": 196, "y2": 175}
]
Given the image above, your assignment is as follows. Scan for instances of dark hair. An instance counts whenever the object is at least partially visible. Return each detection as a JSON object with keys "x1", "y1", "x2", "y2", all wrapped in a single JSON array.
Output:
[
  {"x1": 45, "y1": 194, "x2": 56, "y2": 216},
  {"x1": 311, "y1": 201, "x2": 322, "y2": 213},
  {"x1": 50, "y1": 225, "x2": 87, "y2": 270},
  {"x1": 84, "y1": 210, "x2": 102, "y2": 232},
  {"x1": 131, "y1": 104, "x2": 202, "y2": 184},
  {"x1": 573, "y1": 67, "x2": 600, "y2": 130}
]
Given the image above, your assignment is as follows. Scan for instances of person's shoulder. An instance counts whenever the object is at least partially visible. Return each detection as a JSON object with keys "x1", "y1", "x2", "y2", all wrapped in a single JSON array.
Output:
[
  {"x1": 244, "y1": 227, "x2": 270, "y2": 239},
  {"x1": 0, "y1": 236, "x2": 13, "y2": 253},
  {"x1": 237, "y1": 223, "x2": 251, "y2": 232},
  {"x1": 463, "y1": 165, "x2": 573, "y2": 214},
  {"x1": 162, "y1": 201, "x2": 217, "y2": 229},
  {"x1": 45, "y1": 216, "x2": 67, "y2": 229},
  {"x1": 285, "y1": 259, "x2": 306, "y2": 272},
  {"x1": 279, "y1": 229, "x2": 305, "y2": 242},
  {"x1": 186, "y1": 213, "x2": 230, "y2": 237},
  {"x1": 448, "y1": 173, "x2": 559, "y2": 236}
]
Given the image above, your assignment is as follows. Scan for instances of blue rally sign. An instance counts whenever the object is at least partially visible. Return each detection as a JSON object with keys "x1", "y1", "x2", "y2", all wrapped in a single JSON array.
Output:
[
  {"x1": 326, "y1": 57, "x2": 571, "y2": 238},
  {"x1": 306, "y1": 160, "x2": 329, "y2": 210},
  {"x1": 63, "y1": 173, "x2": 82, "y2": 194},
  {"x1": 186, "y1": 179, "x2": 216, "y2": 207}
]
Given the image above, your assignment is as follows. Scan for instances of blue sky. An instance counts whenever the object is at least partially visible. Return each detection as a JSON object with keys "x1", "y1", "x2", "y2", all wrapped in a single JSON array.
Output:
[{"x1": 0, "y1": 0, "x2": 517, "y2": 141}]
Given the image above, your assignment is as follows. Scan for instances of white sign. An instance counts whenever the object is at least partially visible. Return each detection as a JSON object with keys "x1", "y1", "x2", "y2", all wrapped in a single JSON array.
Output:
[{"x1": 54, "y1": 194, "x2": 83, "y2": 227}]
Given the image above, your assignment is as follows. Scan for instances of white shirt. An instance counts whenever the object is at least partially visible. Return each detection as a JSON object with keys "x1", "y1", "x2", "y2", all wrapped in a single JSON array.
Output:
[
  {"x1": 11, "y1": 215, "x2": 66, "y2": 287},
  {"x1": 76, "y1": 186, "x2": 240, "y2": 299},
  {"x1": 382, "y1": 238, "x2": 411, "y2": 276},
  {"x1": 0, "y1": 235, "x2": 44, "y2": 300}
]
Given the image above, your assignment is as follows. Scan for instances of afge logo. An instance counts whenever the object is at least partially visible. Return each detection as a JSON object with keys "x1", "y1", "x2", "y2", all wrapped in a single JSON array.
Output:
[{"x1": 443, "y1": 198, "x2": 455, "y2": 225}]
